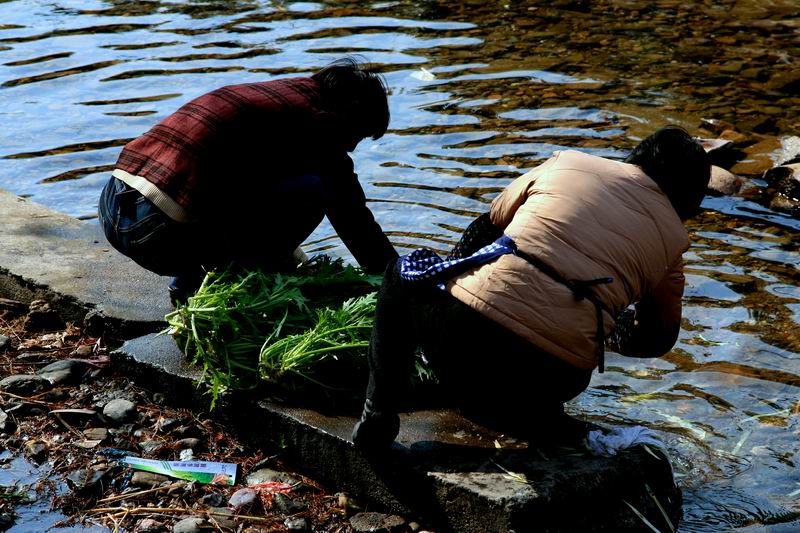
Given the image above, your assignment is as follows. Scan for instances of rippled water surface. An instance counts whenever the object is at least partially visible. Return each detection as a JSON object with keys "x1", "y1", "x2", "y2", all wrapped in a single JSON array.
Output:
[{"x1": 1, "y1": 1, "x2": 799, "y2": 530}]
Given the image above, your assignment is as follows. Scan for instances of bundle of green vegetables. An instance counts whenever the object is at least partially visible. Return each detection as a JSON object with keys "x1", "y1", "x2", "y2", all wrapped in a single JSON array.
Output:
[{"x1": 164, "y1": 256, "x2": 383, "y2": 407}]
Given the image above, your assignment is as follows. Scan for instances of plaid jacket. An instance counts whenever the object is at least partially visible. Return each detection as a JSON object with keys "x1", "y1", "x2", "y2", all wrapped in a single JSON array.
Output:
[{"x1": 112, "y1": 77, "x2": 397, "y2": 273}]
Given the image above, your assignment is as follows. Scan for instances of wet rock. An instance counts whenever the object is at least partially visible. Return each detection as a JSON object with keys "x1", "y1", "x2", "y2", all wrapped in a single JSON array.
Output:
[
  {"x1": 23, "y1": 300, "x2": 65, "y2": 333},
  {"x1": 349, "y1": 512, "x2": 406, "y2": 532},
  {"x1": 103, "y1": 398, "x2": 137, "y2": 423},
  {"x1": 274, "y1": 493, "x2": 307, "y2": 514},
  {"x1": 172, "y1": 517, "x2": 211, "y2": 533},
  {"x1": 0, "y1": 335, "x2": 10, "y2": 351},
  {"x1": 764, "y1": 163, "x2": 800, "y2": 215},
  {"x1": 23, "y1": 440, "x2": 48, "y2": 463},
  {"x1": 285, "y1": 517, "x2": 308, "y2": 532},
  {"x1": 131, "y1": 471, "x2": 171, "y2": 488},
  {"x1": 0, "y1": 374, "x2": 51, "y2": 396},
  {"x1": 0, "y1": 409, "x2": 16, "y2": 434},
  {"x1": 699, "y1": 118, "x2": 736, "y2": 135},
  {"x1": 246, "y1": 468, "x2": 300, "y2": 487},
  {"x1": 708, "y1": 166, "x2": 757, "y2": 197},
  {"x1": 200, "y1": 492, "x2": 226, "y2": 507},
  {"x1": 135, "y1": 518, "x2": 167, "y2": 532},
  {"x1": 228, "y1": 488, "x2": 258, "y2": 511}
]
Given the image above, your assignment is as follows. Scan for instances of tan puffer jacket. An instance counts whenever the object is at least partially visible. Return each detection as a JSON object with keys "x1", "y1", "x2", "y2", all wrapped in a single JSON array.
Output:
[{"x1": 446, "y1": 150, "x2": 688, "y2": 370}]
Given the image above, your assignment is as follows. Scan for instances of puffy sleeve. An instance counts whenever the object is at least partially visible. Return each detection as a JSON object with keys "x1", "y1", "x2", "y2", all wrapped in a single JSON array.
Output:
[{"x1": 490, "y1": 152, "x2": 561, "y2": 229}]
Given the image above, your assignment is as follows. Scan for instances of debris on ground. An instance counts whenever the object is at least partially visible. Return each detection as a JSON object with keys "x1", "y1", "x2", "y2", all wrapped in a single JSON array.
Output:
[{"x1": 0, "y1": 299, "x2": 428, "y2": 532}]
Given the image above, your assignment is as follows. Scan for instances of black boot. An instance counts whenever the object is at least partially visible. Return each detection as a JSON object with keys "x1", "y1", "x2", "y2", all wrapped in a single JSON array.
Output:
[{"x1": 351, "y1": 399, "x2": 400, "y2": 452}]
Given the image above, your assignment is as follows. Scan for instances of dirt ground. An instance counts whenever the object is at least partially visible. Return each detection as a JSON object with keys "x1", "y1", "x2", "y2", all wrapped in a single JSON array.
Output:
[{"x1": 0, "y1": 299, "x2": 418, "y2": 533}]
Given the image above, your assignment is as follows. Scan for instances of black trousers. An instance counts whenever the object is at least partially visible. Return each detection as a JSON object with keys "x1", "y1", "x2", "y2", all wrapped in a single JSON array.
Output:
[{"x1": 365, "y1": 258, "x2": 593, "y2": 433}]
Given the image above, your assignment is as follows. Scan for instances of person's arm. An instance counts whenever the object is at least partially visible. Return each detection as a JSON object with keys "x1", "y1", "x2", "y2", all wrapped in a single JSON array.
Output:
[
  {"x1": 325, "y1": 156, "x2": 398, "y2": 274},
  {"x1": 612, "y1": 259, "x2": 685, "y2": 358}
]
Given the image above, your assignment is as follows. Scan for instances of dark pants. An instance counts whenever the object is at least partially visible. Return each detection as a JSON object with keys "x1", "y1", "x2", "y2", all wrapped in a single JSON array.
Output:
[
  {"x1": 366, "y1": 259, "x2": 593, "y2": 434},
  {"x1": 98, "y1": 175, "x2": 325, "y2": 284}
]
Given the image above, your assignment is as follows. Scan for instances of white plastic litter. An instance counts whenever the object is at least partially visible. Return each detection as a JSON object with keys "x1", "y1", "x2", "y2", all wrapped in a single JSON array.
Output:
[{"x1": 585, "y1": 426, "x2": 663, "y2": 457}]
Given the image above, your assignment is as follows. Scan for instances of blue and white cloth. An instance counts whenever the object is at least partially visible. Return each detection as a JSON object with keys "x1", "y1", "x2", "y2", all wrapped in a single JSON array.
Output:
[{"x1": 399, "y1": 235, "x2": 517, "y2": 283}]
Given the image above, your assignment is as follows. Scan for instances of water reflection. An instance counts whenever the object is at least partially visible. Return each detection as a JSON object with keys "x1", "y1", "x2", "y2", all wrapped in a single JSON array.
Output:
[{"x1": 0, "y1": 0, "x2": 798, "y2": 530}]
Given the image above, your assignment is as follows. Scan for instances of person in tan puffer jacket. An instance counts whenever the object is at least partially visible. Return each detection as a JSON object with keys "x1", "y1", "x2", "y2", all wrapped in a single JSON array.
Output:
[{"x1": 352, "y1": 127, "x2": 711, "y2": 451}]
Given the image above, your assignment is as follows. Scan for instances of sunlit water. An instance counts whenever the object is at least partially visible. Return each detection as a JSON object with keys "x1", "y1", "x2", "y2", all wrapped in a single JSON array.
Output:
[{"x1": 0, "y1": 1, "x2": 798, "y2": 530}]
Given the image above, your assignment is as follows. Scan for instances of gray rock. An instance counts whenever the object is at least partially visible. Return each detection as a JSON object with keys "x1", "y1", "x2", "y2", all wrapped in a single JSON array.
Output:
[
  {"x1": 139, "y1": 440, "x2": 163, "y2": 455},
  {"x1": 274, "y1": 493, "x2": 307, "y2": 514},
  {"x1": 66, "y1": 468, "x2": 107, "y2": 493},
  {"x1": 0, "y1": 409, "x2": 16, "y2": 434},
  {"x1": 228, "y1": 488, "x2": 258, "y2": 511},
  {"x1": 206, "y1": 508, "x2": 235, "y2": 529},
  {"x1": 246, "y1": 468, "x2": 300, "y2": 487},
  {"x1": 38, "y1": 359, "x2": 89, "y2": 385},
  {"x1": 0, "y1": 512, "x2": 15, "y2": 531},
  {"x1": 23, "y1": 440, "x2": 48, "y2": 464},
  {"x1": 285, "y1": 517, "x2": 308, "y2": 532},
  {"x1": 103, "y1": 398, "x2": 137, "y2": 423},
  {"x1": 16, "y1": 352, "x2": 52, "y2": 363},
  {"x1": 83, "y1": 427, "x2": 108, "y2": 442},
  {"x1": 350, "y1": 512, "x2": 406, "y2": 533},
  {"x1": 134, "y1": 518, "x2": 167, "y2": 532},
  {"x1": 0, "y1": 335, "x2": 10, "y2": 351},
  {"x1": 174, "y1": 437, "x2": 201, "y2": 450},
  {"x1": 172, "y1": 517, "x2": 210, "y2": 533},
  {"x1": 0, "y1": 374, "x2": 50, "y2": 396},
  {"x1": 131, "y1": 471, "x2": 171, "y2": 488}
]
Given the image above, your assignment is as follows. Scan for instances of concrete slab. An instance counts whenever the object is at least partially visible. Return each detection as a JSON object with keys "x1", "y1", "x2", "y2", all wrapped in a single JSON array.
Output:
[
  {"x1": 114, "y1": 334, "x2": 683, "y2": 532},
  {"x1": 0, "y1": 188, "x2": 171, "y2": 336}
]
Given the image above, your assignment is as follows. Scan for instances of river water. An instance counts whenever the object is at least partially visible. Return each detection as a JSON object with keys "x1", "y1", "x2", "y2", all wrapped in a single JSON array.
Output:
[{"x1": 0, "y1": 1, "x2": 798, "y2": 531}]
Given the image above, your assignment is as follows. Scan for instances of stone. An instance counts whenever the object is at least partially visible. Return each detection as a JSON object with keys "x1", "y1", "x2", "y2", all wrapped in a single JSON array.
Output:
[
  {"x1": 0, "y1": 512, "x2": 14, "y2": 531},
  {"x1": 174, "y1": 437, "x2": 201, "y2": 450},
  {"x1": 23, "y1": 300, "x2": 64, "y2": 333},
  {"x1": 0, "y1": 409, "x2": 16, "y2": 434},
  {"x1": 73, "y1": 345, "x2": 93, "y2": 357},
  {"x1": 0, "y1": 335, "x2": 10, "y2": 351},
  {"x1": 66, "y1": 468, "x2": 108, "y2": 493},
  {"x1": 228, "y1": 488, "x2": 258, "y2": 511},
  {"x1": 274, "y1": 493, "x2": 307, "y2": 514},
  {"x1": 103, "y1": 398, "x2": 137, "y2": 423},
  {"x1": 284, "y1": 517, "x2": 308, "y2": 532},
  {"x1": 206, "y1": 507, "x2": 236, "y2": 529},
  {"x1": 131, "y1": 471, "x2": 171, "y2": 488},
  {"x1": 245, "y1": 468, "x2": 300, "y2": 487},
  {"x1": 350, "y1": 512, "x2": 406, "y2": 532},
  {"x1": 23, "y1": 440, "x2": 48, "y2": 463},
  {"x1": 0, "y1": 298, "x2": 26, "y2": 315},
  {"x1": 139, "y1": 440, "x2": 163, "y2": 455},
  {"x1": 708, "y1": 166, "x2": 754, "y2": 196},
  {"x1": 200, "y1": 492, "x2": 226, "y2": 507},
  {"x1": 135, "y1": 518, "x2": 167, "y2": 532},
  {"x1": 172, "y1": 517, "x2": 211, "y2": 533},
  {"x1": 16, "y1": 352, "x2": 52, "y2": 363},
  {"x1": 0, "y1": 374, "x2": 51, "y2": 396}
]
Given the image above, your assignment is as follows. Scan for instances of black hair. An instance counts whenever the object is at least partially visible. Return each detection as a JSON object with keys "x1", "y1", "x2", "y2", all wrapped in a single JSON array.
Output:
[
  {"x1": 625, "y1": 126, "x2": 711, "y2": 220},
  {"x1": 311, "y1": 57, "x2": 390, "y2": 141}
]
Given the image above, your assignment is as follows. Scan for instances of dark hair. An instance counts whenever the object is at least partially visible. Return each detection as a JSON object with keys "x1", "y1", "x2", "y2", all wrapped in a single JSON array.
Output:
[
  {"x1": 311, "y1": 57, "x2": 390, "y2": 140},
  {"x1": 625, "y1": 126, "x2": 711, "y2": 220}
]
